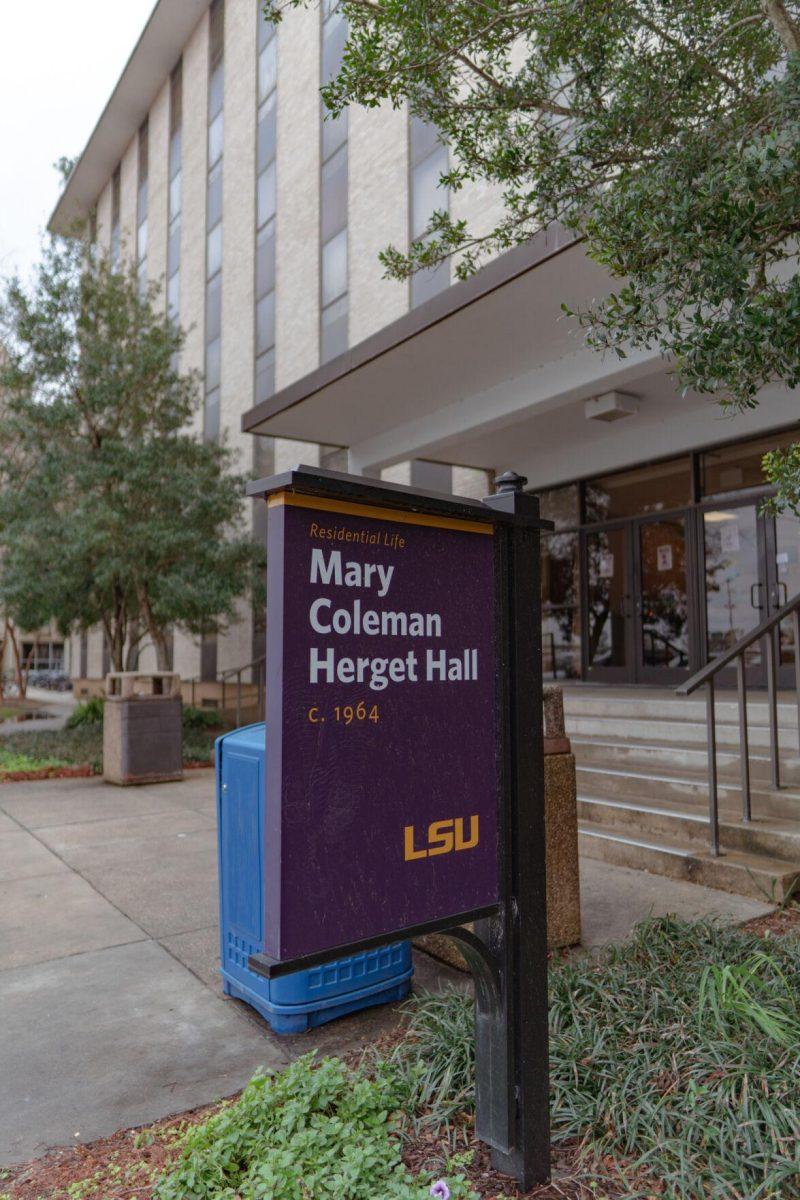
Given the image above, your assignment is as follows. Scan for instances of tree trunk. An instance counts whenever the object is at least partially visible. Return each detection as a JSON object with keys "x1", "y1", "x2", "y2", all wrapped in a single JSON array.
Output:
[
  {"x1": 137, "y1": 587, "x2": 171, "y2": 671},
  {"x1": 762, "y1": 0, "x2": 800, "y2": 53},
  {"x1": 124, "y1": 621, "x2": 142, "y2": 673},
  {"x1": 0, "y1": 620, "x2": 7, "y2": 702},
  {"x1": 151, "y1": 629, "x2": 171, "y2": 671},
  {"x1": 7, "y1": 621, "x2": 26, "y2": 700}
]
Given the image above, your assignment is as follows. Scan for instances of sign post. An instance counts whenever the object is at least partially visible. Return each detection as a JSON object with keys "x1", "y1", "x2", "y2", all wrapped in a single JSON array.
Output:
[{"x1": 247, "y1": 465, "x2": 551, "y2": 1189}]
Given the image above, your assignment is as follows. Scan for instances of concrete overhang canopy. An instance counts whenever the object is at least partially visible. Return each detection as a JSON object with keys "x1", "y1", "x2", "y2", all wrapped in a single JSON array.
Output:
[
  {"x1": 49, "y1": 0, "x2": 211, "y2": 235},
  {"x1": 241, "y1": 228, "x2": 631, "y2": 468}
]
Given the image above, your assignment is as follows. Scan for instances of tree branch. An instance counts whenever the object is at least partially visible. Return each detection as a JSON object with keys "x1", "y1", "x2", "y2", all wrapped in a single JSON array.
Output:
[{"x1": 761, "y1": 0, "x2": 800, "y2": 53}]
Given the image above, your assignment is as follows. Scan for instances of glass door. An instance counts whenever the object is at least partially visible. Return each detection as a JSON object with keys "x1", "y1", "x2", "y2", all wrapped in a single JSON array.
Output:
[
  {"x1": 583, "y1": 524, "x2": 632, "y2": 682},
  {"x1": 634, "y1": 515, "x2": 691, "y2": 684},
  {"x1": 766, "y1": 509, "x2": 800, "y2": 687},
  {"x1": 701, "y1": 502, "x2": 766, "y2": 685}
]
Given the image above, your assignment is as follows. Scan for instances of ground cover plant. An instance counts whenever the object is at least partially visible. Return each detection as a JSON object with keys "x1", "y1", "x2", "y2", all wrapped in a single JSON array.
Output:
[
  {"x1": 66, "y1": 697, "x2": 105, "y2": 728},
  {"x1": 0, "y1": 710, "x2": 219, "y2": 777},
  {"x1": 153, "y1": 1055, "x2": 478, "y2": 1200}
]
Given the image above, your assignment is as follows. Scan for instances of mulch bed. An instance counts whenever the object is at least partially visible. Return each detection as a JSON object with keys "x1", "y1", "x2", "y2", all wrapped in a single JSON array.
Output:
[
  {"x1": 0, "y1": 761, "x2": 213, "y2": 784},
  {"x1": 2, "y1": 1100, "x2": 225, "y2": 1200},
  {"x1": 741, "y1": 902, "x2": 800, "y2": 938},
  {"x1": 0, "y1": 764, "x2": 97, "y2": 783},
  {"x1": 1, "y1": 1107, "x2": 639, "y2": 1200}
]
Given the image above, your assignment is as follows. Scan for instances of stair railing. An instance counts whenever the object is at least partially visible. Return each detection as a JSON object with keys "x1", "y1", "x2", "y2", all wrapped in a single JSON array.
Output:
[
  {"x1": 185, "y1": 654, "x2": 266, "y2": 727},
  {"x1": 676, "y1": 590, "x2": 800, "y2": 856},
  {"x1": 220, "y1": 655, "x2": 266, "y2": 727}
]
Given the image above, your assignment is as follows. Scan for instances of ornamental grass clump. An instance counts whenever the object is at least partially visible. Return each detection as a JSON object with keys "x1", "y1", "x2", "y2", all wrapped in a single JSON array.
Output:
[
  {"x1": 154, "y1": 1055, "x2": 477, "y2": 1200},
  {"x1": 392, "y1": 916, "x2": 800, "y2": 1198},
  {"x1": 549, "y1": 916, "x2": 800, "y2": 1198}
]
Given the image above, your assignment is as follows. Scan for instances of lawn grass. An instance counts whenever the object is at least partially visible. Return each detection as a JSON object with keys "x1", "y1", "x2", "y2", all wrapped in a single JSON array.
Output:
[{"x1": 0, "y1": 722, "x2": 218, "y2": 774}]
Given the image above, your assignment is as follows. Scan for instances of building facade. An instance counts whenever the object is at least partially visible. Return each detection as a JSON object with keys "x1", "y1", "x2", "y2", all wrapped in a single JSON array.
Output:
[
  {"x1": 52, "y1": 0, "x2": 800, "y2": 692},
  {"x1": 51, "y1": 0, "x2": 491, "y2": 687}
]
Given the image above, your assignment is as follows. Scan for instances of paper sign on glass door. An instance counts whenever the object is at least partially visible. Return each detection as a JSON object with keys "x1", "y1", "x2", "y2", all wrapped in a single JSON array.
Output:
[
  {"x1": 656, "y1": 545, "x2": 673, "y2": 572},
  {"x1": 720, "y1": 521, "x2": 740, "y2": 554},
  {"x1": 599, "y1": 553, "x2": 614, "y2": 579}
]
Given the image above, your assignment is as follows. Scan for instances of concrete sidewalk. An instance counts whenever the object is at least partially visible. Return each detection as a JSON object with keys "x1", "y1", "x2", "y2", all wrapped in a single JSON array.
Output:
[{"x1": 0, "y1": 772, "x2": 773, "y2": 1167}]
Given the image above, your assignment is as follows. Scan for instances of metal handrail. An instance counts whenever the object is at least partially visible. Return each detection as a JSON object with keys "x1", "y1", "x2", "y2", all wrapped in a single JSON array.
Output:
[
  {"x1": 185, "y1": 654, "x2": 267, "y2": 726},
  {"x1": 643, "y1": 628, "x2": 688, "y2": 666},
  {"x1": 675, "y1": 590, "x2": 800, "y2": 856},
  {"x1": 219, "y1": 655, "x2": 266, "y2": 727}
]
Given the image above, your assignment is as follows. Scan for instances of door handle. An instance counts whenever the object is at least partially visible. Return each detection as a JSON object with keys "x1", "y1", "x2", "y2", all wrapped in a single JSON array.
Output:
[
  {"x1": 778, "y1": 581, "x2": 788, "y2": 606},
  {"x1": 750, "y1": 582, "x2": 763, "y2": 611}
]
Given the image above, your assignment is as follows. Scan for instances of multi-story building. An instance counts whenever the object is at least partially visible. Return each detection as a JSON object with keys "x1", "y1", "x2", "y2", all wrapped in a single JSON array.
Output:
[
  {"x1": 51, "y1": 0, "x2": 491, "y2": 691},
  {"x1": 51, "y1": 0, "x2": 800, "y2": 695}
]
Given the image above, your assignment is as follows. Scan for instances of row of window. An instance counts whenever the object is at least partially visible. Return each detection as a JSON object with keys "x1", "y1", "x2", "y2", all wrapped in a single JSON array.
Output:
[
  {"x1": 167, "y1": 62, "x2": 182, "y2": 327},
  {"x1": 110, "y1": 2, "x2": 451, "y2": 414},
  {"x1": 255, "y1": 12, "x2": 277, "y2": 401},
  {"x1": 320, "y1": 0, "x2": 348, "y2": 363}
]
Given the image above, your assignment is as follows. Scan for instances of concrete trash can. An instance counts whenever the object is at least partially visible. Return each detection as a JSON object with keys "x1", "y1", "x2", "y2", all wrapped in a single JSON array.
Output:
[{"x1": 103, "y1": 671, "x2": 183, "y2": 786}]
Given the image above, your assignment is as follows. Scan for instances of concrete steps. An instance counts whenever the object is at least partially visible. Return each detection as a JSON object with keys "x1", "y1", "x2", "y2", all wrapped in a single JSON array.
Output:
[
  {"x1": 564, "y1": 687, "x2": 800, "y2": 902},
  {"x1": 579, "y1": 821, "x2": 800, "y2": 902},
  {"x1": 571, "y1": 734, "x2": 800, "y2": 783}
]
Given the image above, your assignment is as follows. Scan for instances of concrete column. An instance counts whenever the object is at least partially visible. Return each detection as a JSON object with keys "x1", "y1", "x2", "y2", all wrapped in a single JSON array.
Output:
[
  {"x1": 95, "y1": 179, "x2": 113, "y2": 252},
  {"x1": 348, "y1": 102, "x2": 409, "y2": 344},
  {"x1": 274, "y1": 4, "x2": 320, "y2": 387},
  {"x1": 274, "y1": 438, "x2": 320, "y2": 473},
  {"x1": 452, "y1": 465, "x2": 494, "y2": 500}
]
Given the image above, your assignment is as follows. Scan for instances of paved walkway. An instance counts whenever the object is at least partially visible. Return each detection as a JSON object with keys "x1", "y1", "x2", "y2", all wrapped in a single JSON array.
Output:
[
  {"x1": 0, "y1": 772, "x2": 772, "y2": 1167},
  {"x1": 0, "y1": 686, "x2": 76, "y2": 735}
]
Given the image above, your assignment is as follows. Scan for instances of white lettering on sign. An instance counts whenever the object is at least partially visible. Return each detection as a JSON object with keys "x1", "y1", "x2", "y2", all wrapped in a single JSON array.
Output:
[
  {"x1": 310, "y1": 548, "x2": 395, "y2": 598},
  {"x1": 307, "y1": 546, "x2": 481, "y2": 691}
]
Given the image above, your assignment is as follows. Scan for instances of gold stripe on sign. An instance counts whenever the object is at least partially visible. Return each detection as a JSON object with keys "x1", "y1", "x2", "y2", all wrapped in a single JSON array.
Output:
[{"x1": 268, "y1": 491, "x2": 494, "y2": 535}]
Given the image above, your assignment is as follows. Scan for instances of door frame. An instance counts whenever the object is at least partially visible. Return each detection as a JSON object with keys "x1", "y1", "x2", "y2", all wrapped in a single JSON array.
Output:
[
  {"x1": 694, "y1": 495, "x2": 771, "y2": 689},
  {"x1": 631, "y1": 509, "x2": 697, "y2": 686},
  {"x1": 580, "y1": 509, "x2": 698, "y2": 686},
  {"x1": 580, "y1": 519, "x2": 635, "y2": 684}
]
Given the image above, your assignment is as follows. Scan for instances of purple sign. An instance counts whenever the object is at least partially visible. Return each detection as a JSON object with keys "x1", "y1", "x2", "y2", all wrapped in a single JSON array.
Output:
[{"x1": 264, "y1": 491, "x2": 499, "y2": 960}]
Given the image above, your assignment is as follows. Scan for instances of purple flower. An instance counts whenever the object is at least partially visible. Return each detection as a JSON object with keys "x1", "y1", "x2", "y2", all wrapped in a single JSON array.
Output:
[{"x1": 430, "y1": 1182, "x2": 450, "y2": 1200}]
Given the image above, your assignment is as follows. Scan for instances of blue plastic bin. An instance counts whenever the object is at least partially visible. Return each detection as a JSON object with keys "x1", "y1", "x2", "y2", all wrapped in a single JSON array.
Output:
[{"x1": 216, "y1": 723, "x2": 413, "y2": 1033}]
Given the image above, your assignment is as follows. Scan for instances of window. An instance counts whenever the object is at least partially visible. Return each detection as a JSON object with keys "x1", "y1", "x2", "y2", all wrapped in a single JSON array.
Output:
[
  {"x1": 110, "y1": 165, "x2": 121, "y2": 269},
  {"x1": 204, "y1": 0, "x2": 225, "y2": 446},
  {"x1": 409, "y1": 115, "x2": 449, "y2": 306},
  {"x1": 320, "y1": 1, "x2": 348, "y2": 362},
  {"x1": 700, "y1": 428, "x2": 800, "y2": 497},
  {"x1": 541, "y1": 532, "x2": 581, "y2": 680},
  {"x1": 584, "y1": 458, "x2": 692, "y2": 523},
  {"x1": 22, "y1": 641, "x2": 65, "y2": 672},
  {"x1": 136, "y1": 120, "x2": 148, "y2": 297},
  {"x1": 537, "y1": 485, "x2": 580, "y2": 531},
  {"x1": 255, "y1": 5, "x2": 278, "y2": 406},
  {"x1": 168, "y1": 63, "x2": 183, "y2": 325}
]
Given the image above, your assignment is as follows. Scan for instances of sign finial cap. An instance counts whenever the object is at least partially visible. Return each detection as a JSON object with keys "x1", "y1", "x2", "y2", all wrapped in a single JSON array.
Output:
[{"x1": 494, "y1": 470, "x2": 528, "y2": 495}]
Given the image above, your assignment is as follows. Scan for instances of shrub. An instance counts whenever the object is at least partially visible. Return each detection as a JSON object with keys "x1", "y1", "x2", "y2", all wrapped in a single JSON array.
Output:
[
  {"x1": 182, "y1": 705, "x2": 222, "y2": 730},
  {"x1": 67, "y1": 696, "x2": 105, "y2": 728},
  {"x1": 0, "y1": 748, "x2": 70, "y2": 772},
  {"x1": 154, "y1": 1055, "x2": 477, "y2": 1200}
]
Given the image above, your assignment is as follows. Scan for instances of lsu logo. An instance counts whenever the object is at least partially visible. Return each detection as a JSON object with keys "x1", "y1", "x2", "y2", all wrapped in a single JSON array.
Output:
[{"x1": 404, "y1": 816, "x2": 479, "y2": 861}]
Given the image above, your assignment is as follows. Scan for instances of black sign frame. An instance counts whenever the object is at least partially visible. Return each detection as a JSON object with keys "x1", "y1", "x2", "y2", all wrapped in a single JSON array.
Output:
[{"x1": 246, "y1": 464, "x2": 552, "y2": 1189}]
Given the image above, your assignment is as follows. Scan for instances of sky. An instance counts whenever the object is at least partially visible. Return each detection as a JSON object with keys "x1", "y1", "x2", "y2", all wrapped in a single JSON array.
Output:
[{"x1": 0, "y1": 0, "x2": 156, "y2": 284}]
